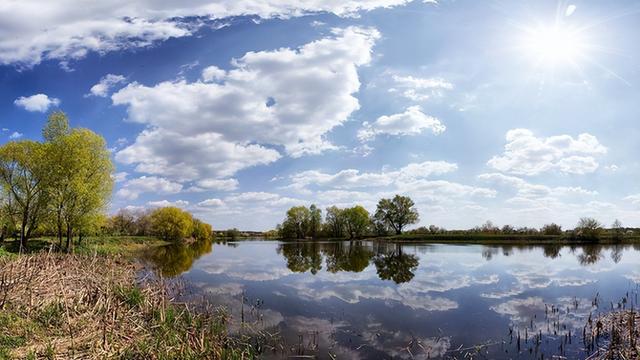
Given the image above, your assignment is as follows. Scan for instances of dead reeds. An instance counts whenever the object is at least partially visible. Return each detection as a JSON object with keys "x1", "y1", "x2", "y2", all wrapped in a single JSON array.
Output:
[{"x1": 0, "y1": 252, "x2": 252, "y2": 359}]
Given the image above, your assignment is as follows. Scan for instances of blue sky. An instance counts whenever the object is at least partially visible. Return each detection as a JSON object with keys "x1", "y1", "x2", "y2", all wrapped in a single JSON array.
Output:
[{"x1": 2, "y1": 0, "x2": 640, "y2": 230}]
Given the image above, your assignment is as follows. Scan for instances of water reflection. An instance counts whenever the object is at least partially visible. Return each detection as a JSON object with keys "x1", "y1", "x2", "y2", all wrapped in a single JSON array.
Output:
[
  {"x1": 142, "y1": 238, "x2": 212, "y2": 277},
  {"x1": 141, "y1": 240, "x2": 640, "y2": 359}
]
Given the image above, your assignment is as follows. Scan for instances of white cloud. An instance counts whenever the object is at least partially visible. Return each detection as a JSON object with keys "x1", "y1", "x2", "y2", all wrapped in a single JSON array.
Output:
[
  {"x1": 390, "y1": 75, "x2": 453, "y2": 101},
  {"x1": 8, "y1": 132, "x2": 23, "y2": 139},
  {"x1": 487, "y1": 129, "x2": 607, "y2": 176},
  {"x1": 201, "y1": 66, "x2": 226, "y2": 82},
  {"x1": 112, "y1": 172, "x2": 128, "y2": 183},
  {"x1": 113, "y1": 27, "x2": 378, "y2": 184},
  {"x1": 197, "y1": 198, "x2": 225, "y2": 207},
  {"x1": 288, "y1": 160, "x2": 458, "y2": 190},
  {"x1": 478, "y1": 173, "x2": 598, "y2": 198},
  {"x1": 88, "y1": 74, "x2": 127, "y2": 97},
  {"x1": 147, "y1": 199, "x2": 190, "y2": 208},
  {"x1": 14, "y1": 94, "x2": 60, "y2": 112},
  {"x1": 192, "y1": 178, "x2": 239, "y2": 191},
  {"x1": 0, "y1": 0, "x2": 413, "y2": 66},
  {"x1": 114, "y1": 27, "x2": 379, "y2": 158},
  {"x1": 625, "y1": 194, "x2": 640, "y2": 206},
  {"x1": 116, "y1": 176, "x2": 183, "y2": 200},
  {"x1": 115, "y1": 128, "x2": 281, "y2": 182},
  {"x1": 358, "y1": 106, "x2": 445, "y2": 141}
]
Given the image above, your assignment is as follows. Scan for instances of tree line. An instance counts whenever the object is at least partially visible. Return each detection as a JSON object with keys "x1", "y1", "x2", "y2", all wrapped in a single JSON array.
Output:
[
  {"x1": 406, "y1": 217, "x2": 628, "y2": 242},
  {"x1": 105, "y1": 206, "x2": 213, "y2": 242},
  {"x1": 0, "y1": 112, "x2": 113, "y2": 251},
  {"x1": 277, "y1": 195, "x2": 419, "y2": 239}
]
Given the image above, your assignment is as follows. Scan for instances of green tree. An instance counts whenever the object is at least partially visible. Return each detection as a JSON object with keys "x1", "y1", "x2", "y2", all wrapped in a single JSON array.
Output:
[
  {"x1": 343, "y1": 205, "x2": 370, "y2": 239},
  {"x1": 56, "y1": 128, "x2": 113, "y2": 251},
  {"x1": 308, "y1": 204, "x2": 322, "y2": 239},
  {"x1": 325, "y1": 206, "x2": 346, "y2": 238},
  {"x1": 575, "y1": 217, "x2": 603, "y2": 242},
  {"x1": 541, "y1": 223, "x2": 563, "y2": 236},
  {"x1": 0, "y1": 140, "x2": 50, "y2": 251},
  {"x1": 42, "y1": 111, "x2": 70, "y2": 142},
  {"x1": 150, "y1": 207, "x2": 194, "y2": 241},
  {"x1": 374, "y1": 195, "x2": 419, "y2": 235},
  {"x1": 191, "y1": 218, "x2": 213, "y2": 241},
  {"x1": 280, "y1": 206, "x2": 311, "y2": 239}
]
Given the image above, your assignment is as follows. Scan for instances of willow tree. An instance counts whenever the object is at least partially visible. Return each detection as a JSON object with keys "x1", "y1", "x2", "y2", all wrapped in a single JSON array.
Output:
[
  {"x1": 43, "y1": 112, "x2": 72, "y2": 246},
  {"x1": 58, "y1": 128, "x2": 113, "y2": 251},
  {"x1": 0, "y1": 140, "x2": 50, "y2": 251}
]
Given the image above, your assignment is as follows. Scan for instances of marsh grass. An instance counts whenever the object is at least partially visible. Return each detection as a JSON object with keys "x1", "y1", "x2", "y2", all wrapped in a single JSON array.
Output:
[
  {"x1": 586, "y1": 309, "x2": 640, "y2": 359},
  {"x1": 0, "y1": 252, "x2": 253, "y2": 359}
]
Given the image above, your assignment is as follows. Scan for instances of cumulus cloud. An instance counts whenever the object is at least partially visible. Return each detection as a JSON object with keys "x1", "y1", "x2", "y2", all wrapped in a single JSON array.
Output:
[
  {"x1": 487, "y1": 129, "x2": 607, "y2": 176},
  {"x1": 191, "y1": 178, "x2": 239, "y2": 192},
  {"x1": 116, "y1": 176, "x2": 183, "y2": 200},
  {"x1": 8, "y1": 132, "x2": 23, "y2": 139},
  {"x1": 113, "y1": 27, "x2": 378, "y2": 184},
  {"x1": 478, "y1": 173, "x2": 598, "y2": 198},
  {"x1": 288, "y1": 160, "x2": 458, "y2": 191},
  {"x1": 358, "y1": 106, "x2": 446, "y2": 141},
  {"x1": 390, "y1": 75, "x2": 453, "y2": 101},
  {"x1": 147, "y1": 199, "x2": 190, "y2": 208},
  {"x1": 0, "y1": 0, "x2": 414, "y2": 66},
  {"x1": 14, "y1": 94, "x2": 60, "y2": 112},
  {"x1": 88, "y1": 74, "x2": 127, "y2": 97},
  {"x1": 115, "y1": 128, "x2": 281, "y2": 182}
]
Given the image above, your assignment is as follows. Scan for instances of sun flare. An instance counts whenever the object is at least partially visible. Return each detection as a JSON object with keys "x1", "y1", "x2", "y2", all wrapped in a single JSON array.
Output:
[{"x1": 521, "y1": 25, "x2": 588, "y2": 66}]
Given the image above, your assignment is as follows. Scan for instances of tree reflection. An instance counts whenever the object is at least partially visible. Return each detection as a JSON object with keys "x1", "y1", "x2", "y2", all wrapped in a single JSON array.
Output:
[
  {"x1": 542, "y1": 244, "x2": 562, "y2": 259},
  {"x1": 278, "y1": 242, "x2": 323, "y2": 274},
  {"x1": 373, "y1": 243, "x2": 419, "y2": 284},
  {"x1": 577, "y1": 245, "x2": 603, "y2": 266},
  {"x1": 323, "y1": 241, "x2": 374, "y2": 273},
  {"x1": 143, "y1": 238, "x2": 213, "y2": 277}
]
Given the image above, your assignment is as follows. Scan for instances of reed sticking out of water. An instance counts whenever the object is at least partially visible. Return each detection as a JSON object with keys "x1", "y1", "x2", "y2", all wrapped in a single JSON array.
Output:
[{"x1": 0, "y1": 253, "x2": 253, "y2": 359}]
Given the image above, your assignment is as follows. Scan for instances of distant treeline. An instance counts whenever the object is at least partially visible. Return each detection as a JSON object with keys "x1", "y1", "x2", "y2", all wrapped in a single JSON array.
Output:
[
  {"x1": 275, "y1": 195, "x2": 630, "y2": 242},
  {"x1": 105, "y1": 206, "x2": 213, "y2": 242}
]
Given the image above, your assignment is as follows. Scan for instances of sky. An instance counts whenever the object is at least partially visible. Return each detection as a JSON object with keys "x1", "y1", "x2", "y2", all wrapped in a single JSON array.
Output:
[{"x1": 1, "y1": 0, "x2": 640, "y2": 231}]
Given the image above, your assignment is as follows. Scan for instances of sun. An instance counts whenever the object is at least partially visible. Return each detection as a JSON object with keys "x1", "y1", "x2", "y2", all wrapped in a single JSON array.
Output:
[{"x1": 520, "y1": 24, "x2": 588, "y2": 67}]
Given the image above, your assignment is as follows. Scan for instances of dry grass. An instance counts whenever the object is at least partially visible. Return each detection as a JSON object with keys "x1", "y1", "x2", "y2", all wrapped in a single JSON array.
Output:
[
  {"x1": 585, "y1": 309, "x2": 640, "y2": 360},
  {"x1": 0, "y1": 252, "x2": 253, "y2": 359}
]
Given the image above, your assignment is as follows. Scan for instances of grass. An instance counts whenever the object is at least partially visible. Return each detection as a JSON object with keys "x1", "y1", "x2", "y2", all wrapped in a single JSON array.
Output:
[
  {"x1": 0, "y1": 236, "x2": 169, "y2": 258},
  {"x1": 0, "y1": 253, "x2": 254, "y2": 359}
]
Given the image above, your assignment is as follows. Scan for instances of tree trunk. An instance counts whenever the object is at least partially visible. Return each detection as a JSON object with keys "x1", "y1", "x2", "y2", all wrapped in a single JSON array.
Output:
[
  {"x1": 19, "y1": 222, "x2": 27, "y2": 253},
  {"x1": 66, "y1": 226, "x2": 72, "y2": 253}
]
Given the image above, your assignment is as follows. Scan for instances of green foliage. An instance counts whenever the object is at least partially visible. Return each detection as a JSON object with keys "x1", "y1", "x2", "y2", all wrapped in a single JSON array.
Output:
[
  {"x1": 324, "y1": 206, "x2": 346, "y2": 238},
  {"x1": 374, "y1": 195, "x2": 419, "y2": 235},
  {"x1": 279, "y1": 205, "x2": 319, "y2": 239},
  {"x1": 191, "y1": 219, "x2": 213, "y2": 241},
  {"x1": 343, "y1": 205, "x2": 370, "y2": 239},
  {"x1": 149, "y1": 207, "x2": 194, "y2": 242},
  {"x1": 541, "y1": 223, "x2": 563, "y2": 236},
  {"x1": 0, "y1": 111, "x2": 114, "y2": 251},
  {"x1": 575, "y1": 217, "x2": 603, "y2": 242},
  {"x1": 42, "y1": 111, "x2": 70, "y2": 142}
]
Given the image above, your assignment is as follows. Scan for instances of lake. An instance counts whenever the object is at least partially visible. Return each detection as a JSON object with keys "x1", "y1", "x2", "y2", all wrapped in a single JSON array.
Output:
[{"x1": 142, "y1": 240, "x2": 640, "y2": 359}]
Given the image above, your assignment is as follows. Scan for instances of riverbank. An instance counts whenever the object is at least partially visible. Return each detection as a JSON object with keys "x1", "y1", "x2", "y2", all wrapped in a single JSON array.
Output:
[
  {"x1": 0, "y1": 238, "x2": 254, "y2": 359},
  {"x1": 366, "y1": 233, "x2": 640, "y2": 245}
]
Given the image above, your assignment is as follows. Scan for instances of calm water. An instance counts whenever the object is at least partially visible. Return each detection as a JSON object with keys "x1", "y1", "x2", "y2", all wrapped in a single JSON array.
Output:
[{"x1": 142, "y1": 240, "x2": 640, "y2": 359}]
